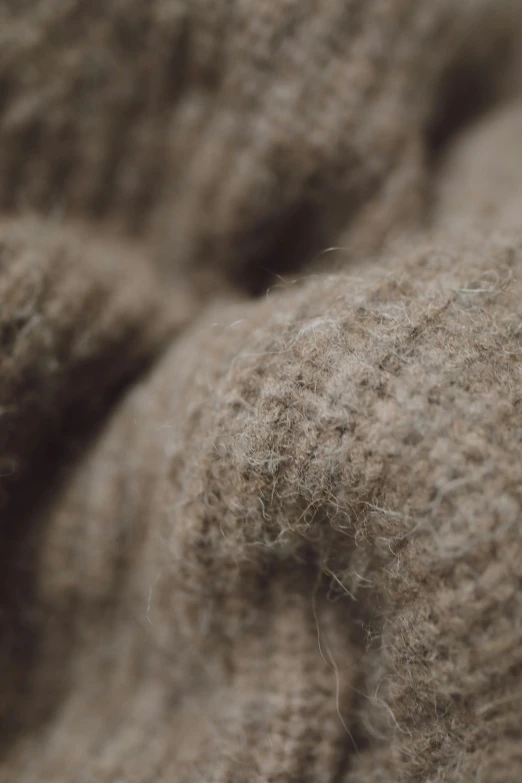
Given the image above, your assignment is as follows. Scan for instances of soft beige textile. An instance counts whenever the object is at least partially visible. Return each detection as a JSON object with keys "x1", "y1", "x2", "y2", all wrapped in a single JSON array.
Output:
[{"x1": 1, "y1": 2, "x2": 522, "y2": 781}]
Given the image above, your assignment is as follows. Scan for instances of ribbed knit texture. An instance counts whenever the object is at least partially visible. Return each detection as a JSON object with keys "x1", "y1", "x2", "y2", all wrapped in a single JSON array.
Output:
[
  {"x1": 1, "y1": 1, "x2": 520, "y2": 292},
  {"x1": 1, "y1": 2, "x2": 522, "y2": 782}
]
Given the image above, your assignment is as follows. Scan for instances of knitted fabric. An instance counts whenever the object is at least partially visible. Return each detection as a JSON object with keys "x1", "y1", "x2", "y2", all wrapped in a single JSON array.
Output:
[
  {"x1": 1, "y1": 1, "x2": 520, "y2": 292},
  {"x1": 0, "y1": 217, "x2": 192, "y2": 485},
  {"x1": 1, "y1": 2, "x2": 522, "y2": 782},
  {"x1": 4, "y1": 227, "x2": 522, "y2": 782}
]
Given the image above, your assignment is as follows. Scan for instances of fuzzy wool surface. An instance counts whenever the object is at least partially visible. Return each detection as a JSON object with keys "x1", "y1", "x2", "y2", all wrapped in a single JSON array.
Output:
[{"x1": 1, "y1": 2, "x2": 522, "y2": 782}]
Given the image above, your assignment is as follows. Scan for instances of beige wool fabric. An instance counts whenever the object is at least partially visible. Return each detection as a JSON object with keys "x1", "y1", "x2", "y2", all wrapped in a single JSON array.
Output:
[
  {"x1": 1, "y1": 0, "x2": 521, "y2": 292},
  {"x1": 1, "y1": 1, "x2": 522, "y2": 782},
  {"x1": 0, "y1": 217, "x2": 193, "y2": 484}
]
